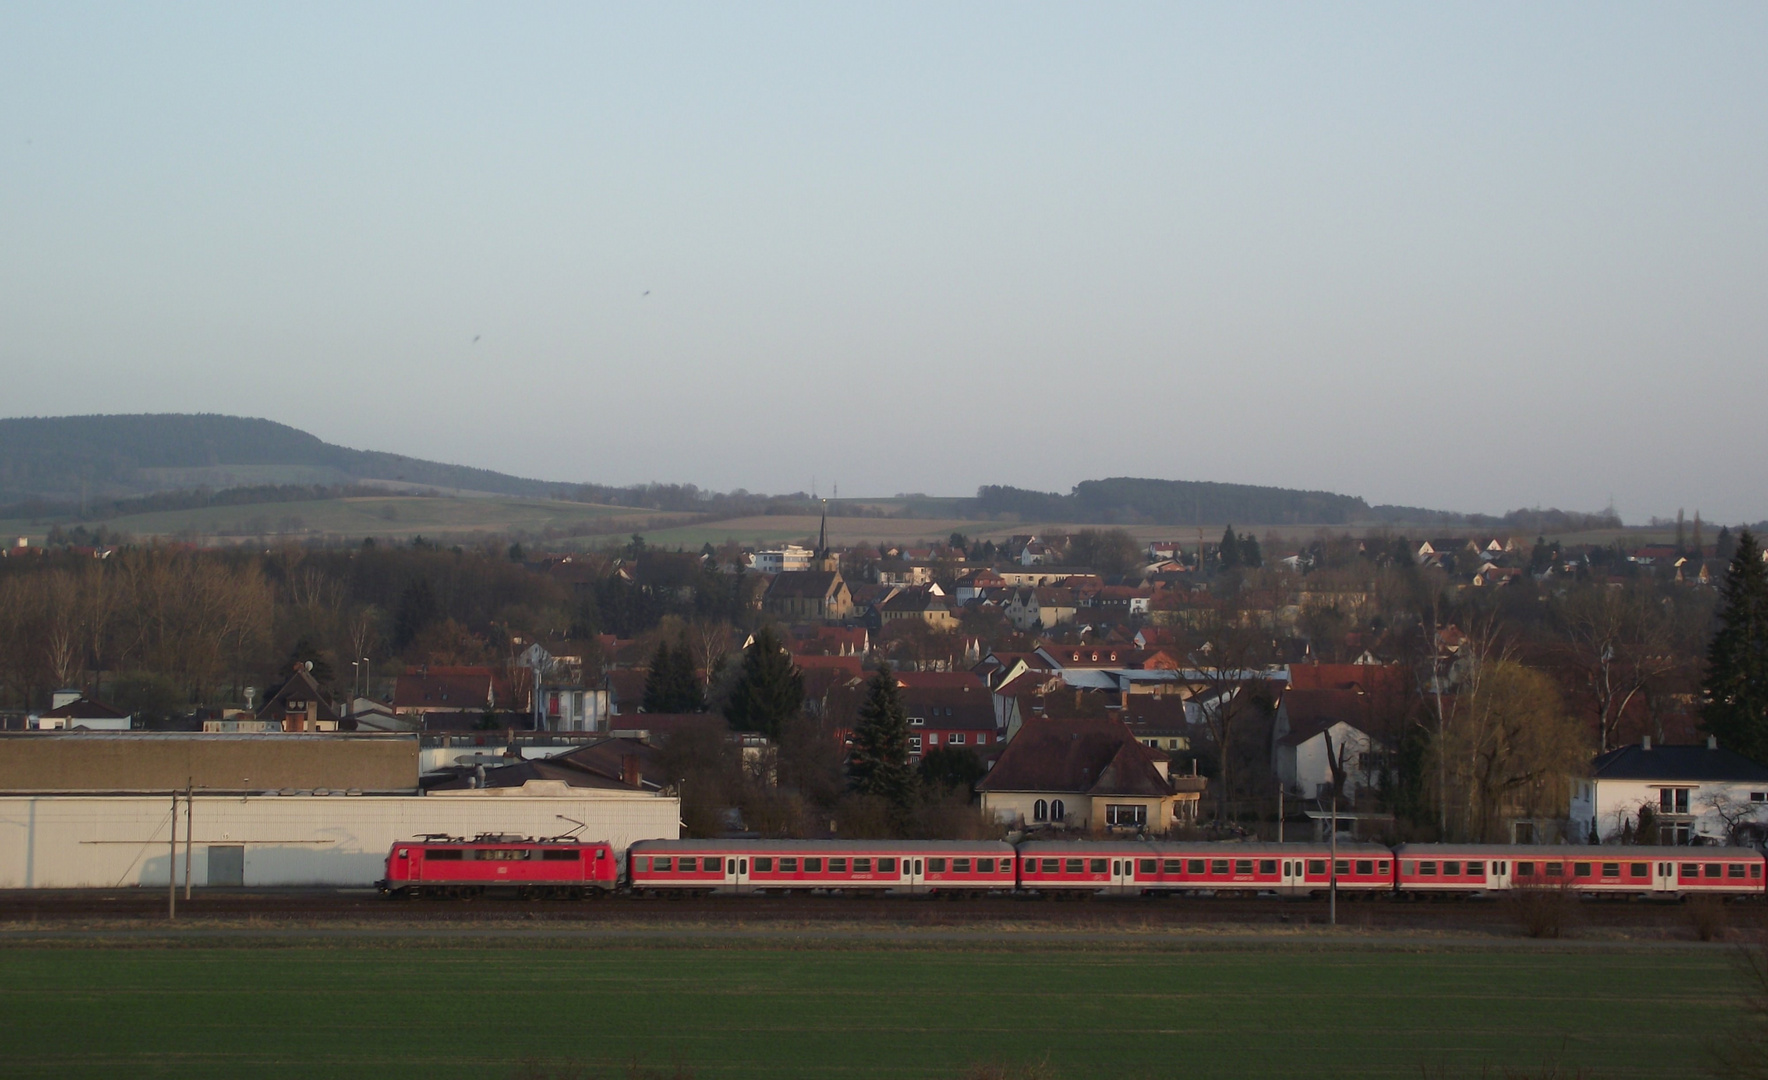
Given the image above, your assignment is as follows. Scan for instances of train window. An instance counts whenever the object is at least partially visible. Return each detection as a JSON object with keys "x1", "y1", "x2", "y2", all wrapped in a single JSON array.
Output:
[
  {"x1": 1573, "y1": 863, "x2": 1591, "y2": 878},
  {"x1": 1443, "y1": 861, "x2": 1461, "y2": 876},
  {"x1": 1754, "y1": 865, "x2": 1763, "y2": 878},
  {"x1": 1307, "y1": 860, "x2": 1325, "y2": 876},
  {"x1": 1630, "y1": 863, "x2": 1647, "y2": 877},
  {"x1": 804, "y1": 858, "x2": 823, "y2": 873},
  {"x1": 927, "y1": 858, "x2": 945, "y2": 874},
  {"x1": 427, "y1": 849, "x2": 463, "y2": 861},
  {"x1": 954, "y1": 859, "x2": 972, "y2": 874},
  {"x1": 854, "y1": 858, "x2": 872, "y2": 873},
  {"x1": 542, "y1": 850, "x2": 581, "y2": 862},
  {"x1": 780, "y1": 857, "x2": 798, "y2": 872},
  {"x1": 633, "y1": 856, "x2": 650, "y2": 872},
  {"x1": 1212, "y1": 860, "x2": 1230, "y2": 875},
  {"x1": 877, "y1": 858, "x2": 896, "y2": 873},
  {"x1": 830, "y1": 858, "x2": 848, "y2": 873},
  {"x1": 1601, "y1": 863, "x2": 1619, "y2": 878},
  {"x1": 1680, "y1": 863, "x2": 1699, "y2": 877},
  {"x1": 752, "y1": 858, "x2": 772, "y2": 873},
  {"x1": 1706, "y1": 864, "x2": 1722, "y2": 878},
  {"x1": 1042, "y1": 859, "x2": 1060, "y2": 873},
  {"x1": 1188, "y1": 859, "x2": 1205, "y2": 874},
  {"x1": 1089, "y1": 859, "x2": 1108, "y2": 874},
  {"x1": 1355, "y1": 860, "x2": 1373, "y2": 876},
  {"x1": 1515, "y1": 861, "x2": 1534, "y2": 877},
  {"x1": 1260, "y1": 860, "x2": 1277, "y2": 875},
  {"x1": 1334, "y1": 860, "x2": 1349, "y2": 876},
  {"x1": 1465, "y1": 862, "x2": 1484, "y2": 877},
  {"x1": 1234, "y1": 860, "x2": 1252, "y2": 876},
  {"x1": 655, "y1": 857, "x2": 672, "y2": 872},
  {"x1": 1065, "y1": 858, "x2": 1084, "y2": 874},
  {"x1": 975, "y1": 858, "x2": 992, "y2": 874},
  {"x1": 1420, "y1": 862, "x2": 1437, "y2": 876},
  {"x1": 676, "y1": 857, "x2": 696, "y2": 872},
  {"x1": 396, "y1": 849, "x2": 409, "y2": 860},
  {"x1": 1730, "y1": 864, "x2": 1747, "y2": 879},
  {"x1": 1164, "y1": 859, "x2": 1183, "y2": 874},
  {"x1": 1545, "y1": 862, "x2": 1564, "y2": 877},
  {"x1": 726, "y1": 859, "x2": 737, "y2": 874},
  {"x1": 1139, "y1": 859, "x2": 1157, "y2": 875},
  {"x1": 1379, "y1": 861, "x2": 1390, "y2": 873}
]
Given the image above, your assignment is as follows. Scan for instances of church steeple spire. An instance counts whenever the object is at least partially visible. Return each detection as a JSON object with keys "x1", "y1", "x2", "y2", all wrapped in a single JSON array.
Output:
[{"x1": 816, "y1": 498, "x2": 838, "y2": 572}]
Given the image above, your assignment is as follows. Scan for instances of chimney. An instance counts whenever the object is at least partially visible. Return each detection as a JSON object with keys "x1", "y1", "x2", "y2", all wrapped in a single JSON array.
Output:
[
  {"x1": 1708, "y1": 735, "x2": 1719, "y2": 751},
  {"x1": 1641, "y1": 736, "x2": 1652, "y2": 751},
  {"x1": 621, "y1": 754, "x2": 642, "y2": 788}
]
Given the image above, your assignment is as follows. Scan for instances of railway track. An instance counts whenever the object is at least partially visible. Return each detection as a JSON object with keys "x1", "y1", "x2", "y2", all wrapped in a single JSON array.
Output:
[{"x1": 2, "y1": 888, "x2": 1762, "y2": 933}]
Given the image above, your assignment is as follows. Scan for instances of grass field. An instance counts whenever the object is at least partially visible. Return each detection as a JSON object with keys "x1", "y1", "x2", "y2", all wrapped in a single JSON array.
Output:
[{"x1": 0, "y1": 939, "x2": 1742, "y2": 1079}]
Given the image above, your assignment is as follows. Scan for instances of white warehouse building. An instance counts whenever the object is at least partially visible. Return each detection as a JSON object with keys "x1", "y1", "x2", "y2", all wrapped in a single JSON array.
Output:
[{"x1": 0, "y1": 784, "x2": 678, "y2": 889}]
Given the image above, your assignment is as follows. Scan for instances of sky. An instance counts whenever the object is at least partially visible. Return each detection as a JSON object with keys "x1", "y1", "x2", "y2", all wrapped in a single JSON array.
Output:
[{"x1": 2, "y1": 4, "x2": 1765, "y2": 523}]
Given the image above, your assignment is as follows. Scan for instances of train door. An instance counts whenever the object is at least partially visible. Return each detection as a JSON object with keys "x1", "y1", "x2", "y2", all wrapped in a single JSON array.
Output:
[
  {"x1": 1488, "y1": 859, "x2": 1511, "y2": 891},
  {"x1": 1111, "y1": 858, "x2": 1132, "y2": 896},
  {"x1": 1279, "y1": 858, "x2": 1303, "y2": 897},
  {"x1": 1652, "y1": 860, "x2": 1677, "y2": 894},
  {"x1": 720, "y1": 855, "x2": 749, "y2": 895}
]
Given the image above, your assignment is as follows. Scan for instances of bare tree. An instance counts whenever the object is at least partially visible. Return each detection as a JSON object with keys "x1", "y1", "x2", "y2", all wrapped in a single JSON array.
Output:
[
  {"x1": 1555, "y1": 583, "x2": 1678, "y2": 752},
  {"x1": 1181, "y1": 607, "x2": 1278, "y2": 825}
]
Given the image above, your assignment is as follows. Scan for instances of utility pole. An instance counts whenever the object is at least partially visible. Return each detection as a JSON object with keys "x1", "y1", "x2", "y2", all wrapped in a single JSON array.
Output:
[
  {"x1": 1329, "y1": 791, "x2": 1339, "y2": 927},
  {"x1": 167, "y1": 791, "x2": 177, "y2": 920},
  {"x1": 183, "y1": 780, "x2": 194, "y2": 901},
  {"x1": 1277, "y1": 784, "x2": 1284, "y2": 844}
]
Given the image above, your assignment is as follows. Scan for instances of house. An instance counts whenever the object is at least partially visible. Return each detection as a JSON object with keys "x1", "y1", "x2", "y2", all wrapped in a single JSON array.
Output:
[
  {"x1": 1415, "y1": 539, "x2": 1469, "y2": 566},
  {"x1": 257, "y1": 665, "x2": 342, "y2": 732},
  {"x1": 28, "y1": 690, "x2": 132, "y2": 731},
  {"x1": 876, "y1": 585, "x2": 956, "y2": 628},
  {"x1": 900, "y1": 686, "x2": 1000, "y2": 759},
  {"x1": 749, "y1": 545, "x2": 816, "y2": 574},
  {"x1": 1571, "y1": 737, "x2": 1768, "y2": 846},
  {"x1": 763, "y1": 570, "x2": 854, "y2": 622},
  {"x1": 976, "y1": 717, "x2": 1205, "y2": 832},
  {"x1": 392, "y1": 667, "x2": 504, "y2": 721},
  {"x1": 871, "y1": 560, "x2": 933, "y2": 587},
  {"x1": 1119, "y1": 696, "x2": 1192, "y2": 754},
  {"x1": 1275, "y1": 714, "x2": 1386, "y2": 801},
  {"x1": 1004, "y1": 587, "x2": 1078, "y2": 631}
]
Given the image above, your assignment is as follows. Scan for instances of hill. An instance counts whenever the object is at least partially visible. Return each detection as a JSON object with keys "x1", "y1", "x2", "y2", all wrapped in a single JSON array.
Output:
[
  {"x1": 0, "y1": 414, "x2": 577, "y2": 504},
  {"x1": 971, "y1": 477, "x2": 1374, "y2": 526}
]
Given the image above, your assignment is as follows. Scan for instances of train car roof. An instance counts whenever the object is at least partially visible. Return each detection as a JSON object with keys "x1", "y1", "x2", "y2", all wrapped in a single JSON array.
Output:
[
  {"x1": 627, "y1": 839, "x2": 1016, "y2": 852},
  {"x1": 1017, "y1": 840, "x2": 1391, "y2": 855},
  {"x1": 1392, "y1": 843, "x2": 1765, "y2": 859}
]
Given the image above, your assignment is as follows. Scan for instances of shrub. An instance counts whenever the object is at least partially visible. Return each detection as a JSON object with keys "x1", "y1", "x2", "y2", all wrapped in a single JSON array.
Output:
[
  {"x1": 1687, "y1": 895, "x2": 1728, "y2": 942},
  {"x1": 1504, "y1": 885, "x2": 1577, "y2": 940}
]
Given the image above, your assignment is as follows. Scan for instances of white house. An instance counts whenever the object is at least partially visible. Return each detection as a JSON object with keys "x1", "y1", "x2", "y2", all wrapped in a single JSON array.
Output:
[
  {"x1": 1570, "y1": 738, "x2": 1768, "y2": 846},
  {"x1": 1276, "y1": 718, "x2": 1385, "y2": 801},
  {"x1": 28, "y1": 691, "x2": 132, "y2": 731},
  {"x1": 749, "y1": 545, "x2": 815, "y2": 574}
]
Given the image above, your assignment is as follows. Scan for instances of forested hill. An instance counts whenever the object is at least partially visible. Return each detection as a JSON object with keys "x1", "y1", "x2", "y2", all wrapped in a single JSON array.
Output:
[
  {"x1": 972, "y1": 478, "x2": 1375, "y2": 526},
  {"x1": 0, "y1": 414, "x2": 576, "y2": 504}
]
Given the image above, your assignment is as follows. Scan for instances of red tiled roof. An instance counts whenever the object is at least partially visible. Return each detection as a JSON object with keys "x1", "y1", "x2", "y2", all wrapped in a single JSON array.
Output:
[{"x1": 977, "y1": 718, "x2": 1172, "y2": 797}]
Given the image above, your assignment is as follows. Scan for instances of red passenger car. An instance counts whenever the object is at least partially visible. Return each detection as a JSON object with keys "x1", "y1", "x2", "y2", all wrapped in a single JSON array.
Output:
[
  {"x1": 627, "y1": 840, "x2": 1017, "y2": 896},
  {"x1": 379, "y1": 834, "x2": 617, "y2": 898},
  {"x1": 1019, "y1": 841, "x2": 1393, "y2": 896}
]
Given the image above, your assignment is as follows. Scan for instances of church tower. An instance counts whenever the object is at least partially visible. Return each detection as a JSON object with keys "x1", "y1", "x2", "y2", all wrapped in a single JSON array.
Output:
[{"x1": 816, "y1": 499, "x2": 838, "y2": 572}]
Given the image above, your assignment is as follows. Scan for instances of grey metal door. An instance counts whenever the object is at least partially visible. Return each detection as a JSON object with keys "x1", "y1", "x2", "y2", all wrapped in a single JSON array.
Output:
[{"x1": 207, "y1": 845, "x2": 244, "y2": 886}]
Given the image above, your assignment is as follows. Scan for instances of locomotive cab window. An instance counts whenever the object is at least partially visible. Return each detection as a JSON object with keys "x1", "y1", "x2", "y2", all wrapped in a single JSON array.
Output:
[
  {"x1": 396, "y1": 849, "x2": 409, "y2": 859},
  {"x1": 542, "y1": 850, "x2": 581, "y2": 862},
  {"x1": 427, "y1": 849, "x2": 463, "y2": 861}
]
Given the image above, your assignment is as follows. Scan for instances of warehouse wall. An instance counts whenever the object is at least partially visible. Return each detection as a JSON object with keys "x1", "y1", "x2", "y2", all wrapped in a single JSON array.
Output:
[
  {"x1": 0, "y1": 792, "x2": 679, "y2": 888},
  {"x1": 0, "y1": 733, "x2": 419, "y2": 793}
]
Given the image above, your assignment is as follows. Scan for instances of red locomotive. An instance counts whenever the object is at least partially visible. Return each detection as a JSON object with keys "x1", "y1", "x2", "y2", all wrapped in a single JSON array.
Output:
[{"x1": 379, "y1": 833, "x2": 616, "y2": 899}]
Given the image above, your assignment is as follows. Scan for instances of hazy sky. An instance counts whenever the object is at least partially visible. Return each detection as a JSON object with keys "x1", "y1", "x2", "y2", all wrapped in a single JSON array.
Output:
[{"x1": 3, "y1": 4, "x2": 1765, "y2": 522}]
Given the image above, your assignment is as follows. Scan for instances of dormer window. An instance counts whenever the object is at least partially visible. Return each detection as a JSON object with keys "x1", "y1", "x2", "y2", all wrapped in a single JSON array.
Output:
[{"x1": 909, "y1": 717, "x2": 925, "y2": 727}]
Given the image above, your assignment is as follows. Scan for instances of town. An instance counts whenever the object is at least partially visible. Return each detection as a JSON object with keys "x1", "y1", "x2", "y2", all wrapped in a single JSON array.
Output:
[{"x1": 4, "y1": 506, "x2": 1766, "y2": 894}]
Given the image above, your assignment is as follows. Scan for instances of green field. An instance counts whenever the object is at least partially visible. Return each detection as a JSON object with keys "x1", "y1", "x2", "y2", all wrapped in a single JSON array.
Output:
[{"x1": 0, "y1": 938, "x2": 1742, "y2": 1079}]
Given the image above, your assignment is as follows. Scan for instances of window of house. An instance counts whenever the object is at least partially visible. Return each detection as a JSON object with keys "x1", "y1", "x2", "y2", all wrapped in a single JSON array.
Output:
[
  {"x1": 1051, "y1": 800, "x2": 1066, "y2": 821},
  {"x1": 1753, "y1": 792, "x2": 1767, "y2": 803},
  {"x1": 1660, "y1": 788, "x2": 1691, "y2": 814},
  {"x1": 1034, "y1": 799, "x2": 1048, "y2": 822},
  {"x1": 829, "y1": 858, "x2": 848, "y2": 873},
  {"x1": 909, "y1": 717, "x2": 925, "y2": 726},
  {"x1": 780, "y1": 857, "x2": 798, "y2": 872},
  {"x1": 853, "y1": 858, "x2": 872, "y2": 873},
  {"x1": 927, "y1": 733, "x2": 940, "y2": 746},
  {"x1": 752, "y1": 857, "x2": 772, "y2": 872},
  {"x1": 1105, "y1": 804, "x2": 1146, "y2": 826},
  {"x1": 949, "y1": 733, "x2": 965, "y2": 745},
  {"x1": 909, "y1": 736, "x2": 922, "y2": 753},
  {"x1": 977, "y1": 733, "x2": 989, "y2": 745}
]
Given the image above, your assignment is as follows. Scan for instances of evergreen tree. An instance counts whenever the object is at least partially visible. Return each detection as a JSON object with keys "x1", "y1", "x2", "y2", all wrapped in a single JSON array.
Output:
[
  {"x1": 642, "y1": 639, "x2": 675, "y2": 713},
  {"x1": 669, "y1": 634, "x2": 703, "y2": 712},
  {"x1": 722, "y1": 627, "x2": 803, "y2": 739},
  {"x1": 1219, "y1": 525, "x2": 1241, "y2": 569},
  {"x1": 848, "y1": 662, "x2": 915, "y2": 815},
  {"x1": 1701, "y1": 528, "x2": 1768, "y2": 761},
  {"x1": 1239, "y1": 531, "x2": 1263, "y2": 569}
]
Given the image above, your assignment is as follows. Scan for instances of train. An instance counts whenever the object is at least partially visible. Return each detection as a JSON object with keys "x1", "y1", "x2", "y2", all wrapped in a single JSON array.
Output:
[{"x1": 378, "y1": 834, "x2": 1766, "y2": 900}]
